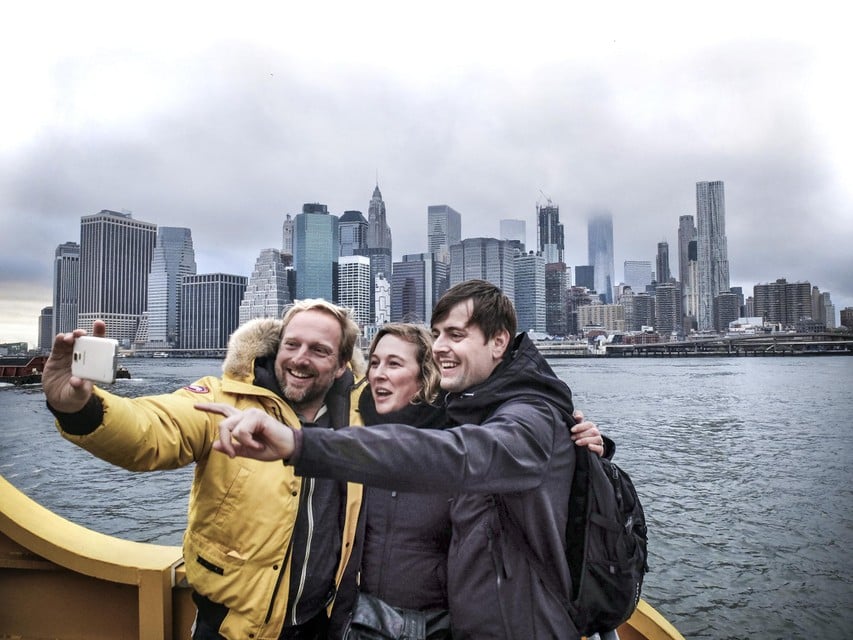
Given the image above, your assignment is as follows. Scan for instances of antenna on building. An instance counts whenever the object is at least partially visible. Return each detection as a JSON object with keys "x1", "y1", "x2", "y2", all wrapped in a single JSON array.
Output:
[{"x1": 538, "y1": 190, "x2": 553, "y2": 207}]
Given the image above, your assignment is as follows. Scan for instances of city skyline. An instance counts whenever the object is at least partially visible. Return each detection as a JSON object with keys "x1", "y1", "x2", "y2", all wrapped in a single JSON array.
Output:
[{"x1": 1, "y1": 3, "x2": 851, "y2": 345}]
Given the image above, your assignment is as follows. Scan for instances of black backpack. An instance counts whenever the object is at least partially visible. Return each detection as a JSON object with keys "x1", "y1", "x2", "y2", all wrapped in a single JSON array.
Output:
[
  {"x1": 565, "y1": 446, "x2": 648, "y2": 635},
  {"x1": 495, "y1": 445, "x2": 648, "y2": 636}
]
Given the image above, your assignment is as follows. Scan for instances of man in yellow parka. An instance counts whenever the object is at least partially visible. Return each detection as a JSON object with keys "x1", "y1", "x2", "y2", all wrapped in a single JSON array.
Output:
[{"x1": 42, "y1": 299, "x2": 366, "y2": 640}]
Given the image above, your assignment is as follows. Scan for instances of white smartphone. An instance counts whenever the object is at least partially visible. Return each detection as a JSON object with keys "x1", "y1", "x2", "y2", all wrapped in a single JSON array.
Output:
[{"x1": 71, "y1": 336, "x2": 119, "y2": 384}]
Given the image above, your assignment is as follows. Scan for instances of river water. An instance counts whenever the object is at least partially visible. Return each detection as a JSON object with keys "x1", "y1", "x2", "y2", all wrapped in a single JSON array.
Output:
[{"x1": 1, "y1": 356, "x2": 851, "y2": 639}]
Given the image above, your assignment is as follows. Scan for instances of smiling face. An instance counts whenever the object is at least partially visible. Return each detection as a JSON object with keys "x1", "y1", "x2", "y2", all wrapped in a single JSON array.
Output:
[
  {"x1": 431, "y1": 299, "x2": 509, "y2": 393},
  {"x1": 274, "y1": 309, "x2": 347, "y2": 420},
  {"x1": 368, "y1": 334, "x2": 422, "y2": 414}
]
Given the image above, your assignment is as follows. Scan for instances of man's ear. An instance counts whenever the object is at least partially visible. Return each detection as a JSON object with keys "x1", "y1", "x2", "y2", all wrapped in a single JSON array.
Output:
[{"x1": 491, "y1": 329, "x2": 511, "y2": 360}]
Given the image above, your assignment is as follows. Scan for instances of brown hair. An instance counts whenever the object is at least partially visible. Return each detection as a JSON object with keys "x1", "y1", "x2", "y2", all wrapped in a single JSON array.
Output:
[
  {"x1": 430, "y1": 279, "x2": 517, "y2": 340},
  {"x1": 369, "y1": 323, "x2": 441, "y2": 404}
]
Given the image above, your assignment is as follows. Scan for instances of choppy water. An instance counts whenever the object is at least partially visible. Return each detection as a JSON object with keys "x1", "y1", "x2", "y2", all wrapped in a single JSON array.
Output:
[{"x1": 1, "y1": 356, "x2": 851, "y2": 639}]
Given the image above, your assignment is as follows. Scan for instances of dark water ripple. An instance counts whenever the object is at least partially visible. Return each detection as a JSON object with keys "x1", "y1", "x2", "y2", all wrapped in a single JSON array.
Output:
[{"x1": 2, "y1": 356, "x2": 851, "y2": 638}]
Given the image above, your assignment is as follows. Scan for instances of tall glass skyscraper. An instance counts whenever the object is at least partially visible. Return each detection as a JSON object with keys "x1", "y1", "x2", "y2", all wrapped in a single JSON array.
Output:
[
  {"x1": 146, "y1": 227, "x2": 196, "y2": 348},
  {"x1": 537, "y1": 202, "x2": 564, "y2": 265},
  {"x1": 339, "y1": 210, "x2": 368, "y2": 257},
  {"x1": 391, "y1": 253, "x2": 440, "y2": 324},
  {"x1": 366, "y1": 184, "x2": 393, "y2": 318},
  {"x1": 514, "y1": 252, "x2": 546, "y2": 333},
  {"x1": 677, "y1": 214, "x2": 697, "y2": 323},
  {"x1": 78, "y1": 210, "x2": 157, "y2": 343},
  {"x1": 449, "y1": 238, "x2": 514, "y2": 300},
  {"x1": 696, "y1": 181, "x2": 730, "y2": 331},
  {"x1": 52, "y1": 241, "x2": 80, "y2": 337},
  {"x1": 295, "y1": 203, "x2": 339, "y2": 301},
  {"x1": 427, "y1": 205, "x2": 461, "y2": 264},
  {"x1": 587, "y1": 212, "x2": 615, "y2": 303}
]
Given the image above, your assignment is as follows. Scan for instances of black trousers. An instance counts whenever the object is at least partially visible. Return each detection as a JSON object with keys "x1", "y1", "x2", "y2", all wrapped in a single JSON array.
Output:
[{"x1": 191, "y1": 608, "x2": 328, "y2": 640}]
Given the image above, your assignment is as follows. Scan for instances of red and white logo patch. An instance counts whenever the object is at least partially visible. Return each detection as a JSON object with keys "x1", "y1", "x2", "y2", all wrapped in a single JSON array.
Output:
[{"x1": 184, "y1": 384, "x2": 210, "y2": 394}]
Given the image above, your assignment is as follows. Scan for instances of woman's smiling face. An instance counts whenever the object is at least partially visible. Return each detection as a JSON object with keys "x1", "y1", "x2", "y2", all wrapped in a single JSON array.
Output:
[{"x1": 368, "y1": 334, "x2": 422, "y2": 414}]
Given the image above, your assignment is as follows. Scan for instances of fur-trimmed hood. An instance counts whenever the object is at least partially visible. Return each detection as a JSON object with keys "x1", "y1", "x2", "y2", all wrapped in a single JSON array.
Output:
[{"x1": 221, "y1": 318, "x2": 283, "y2": 381}]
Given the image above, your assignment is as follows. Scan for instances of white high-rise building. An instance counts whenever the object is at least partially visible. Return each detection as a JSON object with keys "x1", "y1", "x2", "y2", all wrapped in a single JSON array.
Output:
[
  {"x1": 338, "y1": 255, "x2": 371, "y2": 327},
  {"x1": 696, "y1": 181, "x2": 730, "y2": 331},
  {"x1": 239, "y1": 248, "x2": 292, "y2": 324}
]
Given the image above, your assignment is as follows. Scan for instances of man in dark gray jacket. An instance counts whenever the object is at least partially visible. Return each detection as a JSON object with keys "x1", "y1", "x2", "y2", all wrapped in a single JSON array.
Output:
[{"x1": 205, "y1": 280, "x2": 607, "y2": 639}]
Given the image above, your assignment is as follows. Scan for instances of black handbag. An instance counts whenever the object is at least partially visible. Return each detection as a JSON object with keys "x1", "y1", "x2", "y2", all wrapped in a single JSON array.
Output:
[{"x1": 343, "y1": 591, "x2": 451, "y2": 640}]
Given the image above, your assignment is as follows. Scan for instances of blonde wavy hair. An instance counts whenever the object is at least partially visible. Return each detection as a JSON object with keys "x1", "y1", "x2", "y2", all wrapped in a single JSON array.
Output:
[{"x1": 368, "y1": 323, "x2": 440, "y2": 405}]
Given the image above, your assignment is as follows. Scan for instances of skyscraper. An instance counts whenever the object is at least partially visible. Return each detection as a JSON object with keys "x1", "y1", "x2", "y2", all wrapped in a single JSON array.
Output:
[
  {"x1": 339, "y1": 210, "x2": 368, "y2": 257},
  {"x1": 145, "y1": 227, "x2": 196, "y2": 348},
  {"x1": 338, "y1": 255, "x2": 371, "y2": 326},
  {"x1": 677, "y1": 215, "x2": 696, "y2": 317},
  {"x1": 545, "y1": 263, "x2": 569, "y2": 336},
  {"x1": 391, "y1": 253, "x2": 436, "y2": 324},
  {"x1": 588, "y1": 213, "x2": 615, "y2": 303},
  {"x1": 623, "y1": 261, "x2": 653, "y2": 293},
  {"x1": 366, "y1": 184, "x2": 393, "y2": 318},
  {"x1": 696, "y1": 181, "x2": 730, "y2": 331},
  {"x1": 449, "y1": 238, "x2": 514, "y2": 300},
  {"x1": 514, "y1": 252, "x2": 546, "y2": 333},
  {"x1": 52, "y1": 241, "x2": 80, "y2": 337},
  {"x1": 282, "y1": 214, "x2": 294, "y2": 258},
  {"x1": 656, "y1": 241, "x2": 670, "y2": 283},
  {"x1": 181, "y1": 273, "x2": 247, "y2": 350},
  {"x1": 38, "y1": 306, "x2": 53, "y2": 351},
  {"x1": 500, "y1": 219, "x2": 526, "y2": 253},
  {"x1": 427, "y1": 205, "x2": 461, "y2": 264},
  {"x1": 295, "y1": 203, "x2": 338, "y2": 301},
  {"x1": 575, "y1": 265, "x2": 595, "y2": 291},
  {"x1": 537, "y1": 201, "x2": 564, "y2": 264},
  {"x1": 753, "y1": 278, "x2": 811, "y2": 328},
  {"x1": 239, "y1": 248, "x2": 292, "y2": 324},
  {"x1": 78, "y1": 210, "x2": 157, "y2": 343}
]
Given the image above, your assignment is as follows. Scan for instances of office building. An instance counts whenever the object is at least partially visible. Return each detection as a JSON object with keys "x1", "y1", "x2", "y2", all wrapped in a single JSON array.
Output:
[
  {"x1": 391, "y1": 253, "x2": 436, "y2": 324},
  {"x1": 588, "y1": 212, "x2": 615, "y2": 303},
  {"x1": 38, "y1": 307, "x2": 53, "y2": 351},
  {"x1": 366, "y1": 184, "x2": 393, "y2": 318},
  {"x1": 577, "y1": 303, "x2": 625, "y2": 333},
  {"x1": 282, "y1": 214, "x2": 294, "y2": 258},
  {"x1": 696, "y1": 181, "x2": 730, "y2": 331},
  {"x1": 78, "y1": 210, "x2": 157, "y2": 344},
  {"x1": 239, "y1": 248, "x2": 292, "y2": 324},
  {"x1": 294, "y1": 203, "x2": 338, "y2": 301},
  {"x1": 537, "y1": 202, "x2": 564, "y2": 264},
  {"x1": 714, "y1": 291, "x2": 741, "y2": 332},
  {"x1": 374, "y1": 274, "x2": 391, "y2": 325},
  {"x1": 656, "y1": 241, "x2": 671, "y2": 283},
  {"x1": 514, "y1": 252, "x2": 546, "y2": 333},
  {"x1": 677, "y1": 215, "x2": 696, "y2": 316},
  {"x1": 338, "y1": 255, "x2": 371, "y2": 326},
  {"x1": 427, "y1": 205, "x2": 461, "y2": 264},
  {"x1": 145, "y1": 227, "x2": 196, "y2": 348},
  {"x1": 656, "y1": 282, "x2": 681, "y2": 337},
  {"x1": 181, "y1": 274, "x2": 247, "y2": 350},
  {"x1": 52, "y1": 241, "x2": 80, "y2": 337},
  {"x1": 545, "y1": 263, "x2": 569, "y2": 336},
  {"x1": 624, "y1": 261, "x2": 653, "y2": 293},
  {"x1": 575, "y1": 265, "x2": 594, "y2": 291},
  {"x1": 753, "y1": 278, "x2": 812, "y2": 328},
  {"x1": 339, "y1": 210, "x2": 368, "y2": 257},
  {"x1": 449, "y1": 238, "x2": 515, "y2": 300},
  {"x1": 812, "y1": 286, "x2": 836, "y2": 329},
  {"x1": 500, "y1": 219, "x2": 526, "y2": 253},
  {"x1": 840, "y1": 307, "x2": 853, "y2": 330}
]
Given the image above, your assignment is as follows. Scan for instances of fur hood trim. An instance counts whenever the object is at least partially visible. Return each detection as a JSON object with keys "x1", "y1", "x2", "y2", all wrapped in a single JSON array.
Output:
[{"x1": 222, "y1": 318, "x2": 283, "y2": 380}]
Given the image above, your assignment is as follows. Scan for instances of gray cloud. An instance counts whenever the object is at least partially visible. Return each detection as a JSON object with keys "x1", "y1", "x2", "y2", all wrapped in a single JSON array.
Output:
[{"x1": 2, "y1": 37, "x2": 851, "y2": 343}]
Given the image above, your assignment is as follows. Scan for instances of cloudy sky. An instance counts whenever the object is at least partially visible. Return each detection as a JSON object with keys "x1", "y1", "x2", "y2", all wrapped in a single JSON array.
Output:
[{"x1": 2, "y1": 1, "x2": 850, "y2": 345}]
